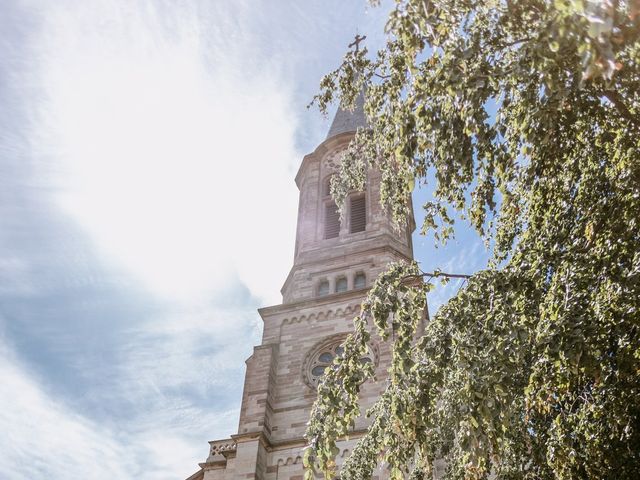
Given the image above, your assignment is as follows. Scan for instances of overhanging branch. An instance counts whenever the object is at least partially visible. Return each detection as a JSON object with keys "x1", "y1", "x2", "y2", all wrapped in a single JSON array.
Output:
[
  {"x1": 404, "y1": 271, "x2": 472, "y2": 281},
  {"x1": 601, "y1": 90, "x2": 640, "y2": 130}
]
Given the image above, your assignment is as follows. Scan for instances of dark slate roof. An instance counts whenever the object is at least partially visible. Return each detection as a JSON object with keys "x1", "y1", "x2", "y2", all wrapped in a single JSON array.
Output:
[{"x1": 326, "y1": 90, "x2": 367, "y2": 139}]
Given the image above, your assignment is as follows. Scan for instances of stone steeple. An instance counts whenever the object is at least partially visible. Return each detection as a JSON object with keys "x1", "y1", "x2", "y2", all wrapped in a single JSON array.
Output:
[
  {"x1": 281, "y1": 92, "x2": 413, "y2": 304},
  {"x1": 184, "y1": 91, "x2": 416, "y2": 480},
  {"x1": 326, "y1": 90, "x2": 367, "y2": 139}
]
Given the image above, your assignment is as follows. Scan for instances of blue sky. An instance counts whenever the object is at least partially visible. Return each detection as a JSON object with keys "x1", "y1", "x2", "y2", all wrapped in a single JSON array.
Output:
[{"x1": 0, "y1": 1, "x2": 488, "y2": 478}]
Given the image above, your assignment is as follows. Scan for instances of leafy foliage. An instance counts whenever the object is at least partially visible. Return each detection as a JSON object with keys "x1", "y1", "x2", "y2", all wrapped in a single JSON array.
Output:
[{"x1": 306, "y1": 0, "x2": 640, "y2": 478}]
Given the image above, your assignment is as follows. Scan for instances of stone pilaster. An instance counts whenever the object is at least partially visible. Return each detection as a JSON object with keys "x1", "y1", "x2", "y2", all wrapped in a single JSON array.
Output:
[{"x1": 238, "y1": 344, "x2": 277, "y2": 438}]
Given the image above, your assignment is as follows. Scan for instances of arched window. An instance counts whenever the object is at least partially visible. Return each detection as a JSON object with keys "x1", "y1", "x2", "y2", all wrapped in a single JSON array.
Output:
[
  {"x1": 349, "y1": 195, "x2": 366, "y2": 233},
  {"x1": 318, "y1": 280, "x2": 330, "y2": 297},
  {"x1": 354, "y1": 272, "x2": 366, "y2": 289},
  {"x1": 304, "y1": 337, "x2": 377, "y2": 388},
  {"x1": 335, "y1": 277, "x2": 348, "y2": 293},
  {"x1": 309, "y1": 344, "x2": 345, "y2": 384}
]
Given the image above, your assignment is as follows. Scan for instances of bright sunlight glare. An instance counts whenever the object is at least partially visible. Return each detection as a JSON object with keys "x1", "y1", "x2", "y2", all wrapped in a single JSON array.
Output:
[{"x1": 31, "y1": 1, "x2": 299, "y2": 302}]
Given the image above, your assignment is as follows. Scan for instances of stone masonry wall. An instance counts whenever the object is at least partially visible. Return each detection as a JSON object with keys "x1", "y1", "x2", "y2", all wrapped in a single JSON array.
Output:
[{"x1": 187, "y1": 120, "x2": 416, "y2": 480}]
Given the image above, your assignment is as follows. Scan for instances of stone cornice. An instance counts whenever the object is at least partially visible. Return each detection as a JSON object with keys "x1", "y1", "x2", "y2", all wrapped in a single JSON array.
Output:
[
  {"x1": 197, "y1": 429, "x2": 371, "y2": 476},
  {"x1": 259, "y1": 287, "x2": 365, "y2": 320},
  {"x1": 280, "y1": 242, "x2": 412, "y2": 298},
  {"x1": 232, "y1": 431, "x2": 264, "y2": 444},
  {"x1": 293, "y1": 233, "x2": 412, "y2": 266},
  {"x1": 269, "y1": 429, "x2": 368, "y2": 451}
]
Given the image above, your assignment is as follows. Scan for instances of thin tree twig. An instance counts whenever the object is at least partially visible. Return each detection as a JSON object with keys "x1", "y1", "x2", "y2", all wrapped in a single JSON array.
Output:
[
  {"x1": 500, "y1": 36, "x2": 534, "y2": 48},
  {"x1": 405, "y1": 271, "x2": 472, "y2": 281},
  {"x1": 455, "y1": 278, "x2": 469, "y2": 294}
]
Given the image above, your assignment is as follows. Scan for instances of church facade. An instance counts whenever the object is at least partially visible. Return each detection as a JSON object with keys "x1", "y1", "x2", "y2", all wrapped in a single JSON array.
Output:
[{"x1": 186, "y1": 99, "x2": 415, "y2": 480}]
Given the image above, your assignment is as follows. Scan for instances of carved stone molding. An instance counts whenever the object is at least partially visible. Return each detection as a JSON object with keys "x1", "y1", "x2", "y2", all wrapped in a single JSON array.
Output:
[
  {"x1": 323, "y1": 147, "x2": 346, "y2": 172},
  {"x1": 205, "y1": 438, "x2": 237, "y2": 464},
  {"x1": 280, "y1": 303, "x2": 360, "y2": 327}
]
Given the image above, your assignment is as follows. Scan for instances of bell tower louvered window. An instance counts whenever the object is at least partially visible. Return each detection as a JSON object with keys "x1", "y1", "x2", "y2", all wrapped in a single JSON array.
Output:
[
  {"x1": 349, "y1": 195, "x2": 366, "y2": 233},
  {"x1": 324, "y1": 202, "x2": 340, "y2": 239}
]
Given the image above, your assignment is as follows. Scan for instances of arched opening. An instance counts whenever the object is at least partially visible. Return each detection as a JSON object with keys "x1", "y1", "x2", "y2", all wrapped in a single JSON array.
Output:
[{"x1": 317, "y1": 280, "x2": 330, "y2": 297}]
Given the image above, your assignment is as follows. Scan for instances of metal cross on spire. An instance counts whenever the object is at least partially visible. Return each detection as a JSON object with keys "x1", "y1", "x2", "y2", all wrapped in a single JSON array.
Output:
[{"x1": 348, "y1": 34, "x2": 367, "y2": 52}]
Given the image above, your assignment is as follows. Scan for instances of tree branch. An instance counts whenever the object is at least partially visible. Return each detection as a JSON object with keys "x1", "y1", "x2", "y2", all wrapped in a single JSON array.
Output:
[
  {"x1": 499, "y1": 36, "x2": 534, "y2": 49},
  {"x1": 404, "y1": 271, "x2": 472, "y2": 281},
  {"x1": 601, "y1": 90, "x2": 640, "y2": 129}
]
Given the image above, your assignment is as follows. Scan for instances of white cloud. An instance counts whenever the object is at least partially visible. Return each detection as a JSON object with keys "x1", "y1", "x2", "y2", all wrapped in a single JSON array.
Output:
[
  {"x1": 111, "y1": 299, "x2": 260, "y2": 406},
  {"x1": 0, "y1": 336, "x2": 135, "y2": 479},
  {"x1": 1, "y1": 2, "x2": 303, "y2": 476},
  {"x1": 28, "y1": 0, "x2": 299, "y2": 304},
  {"x1": 0, "y1": 298, "x2": 258, "y2": 479},
  {"x1": 0, "y1": 1, "x2": 400, "y2": 479}
]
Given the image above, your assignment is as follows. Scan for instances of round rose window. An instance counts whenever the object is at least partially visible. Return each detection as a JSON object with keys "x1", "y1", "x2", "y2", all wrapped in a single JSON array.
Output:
[{"x1": 304, "y1": 335, "x2": 378, "y2": 388}]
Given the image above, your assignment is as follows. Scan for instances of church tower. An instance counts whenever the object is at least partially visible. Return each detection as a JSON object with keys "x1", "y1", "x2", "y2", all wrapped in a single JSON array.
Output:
[{"x1": 186, "y1": 95, "x2": 415, "y2": 480}]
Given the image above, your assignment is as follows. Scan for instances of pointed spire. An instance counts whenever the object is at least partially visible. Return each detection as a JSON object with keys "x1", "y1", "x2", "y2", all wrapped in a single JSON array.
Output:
[{"x1": 326, "y1": 90, "x2": 367, "y2": 139}]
